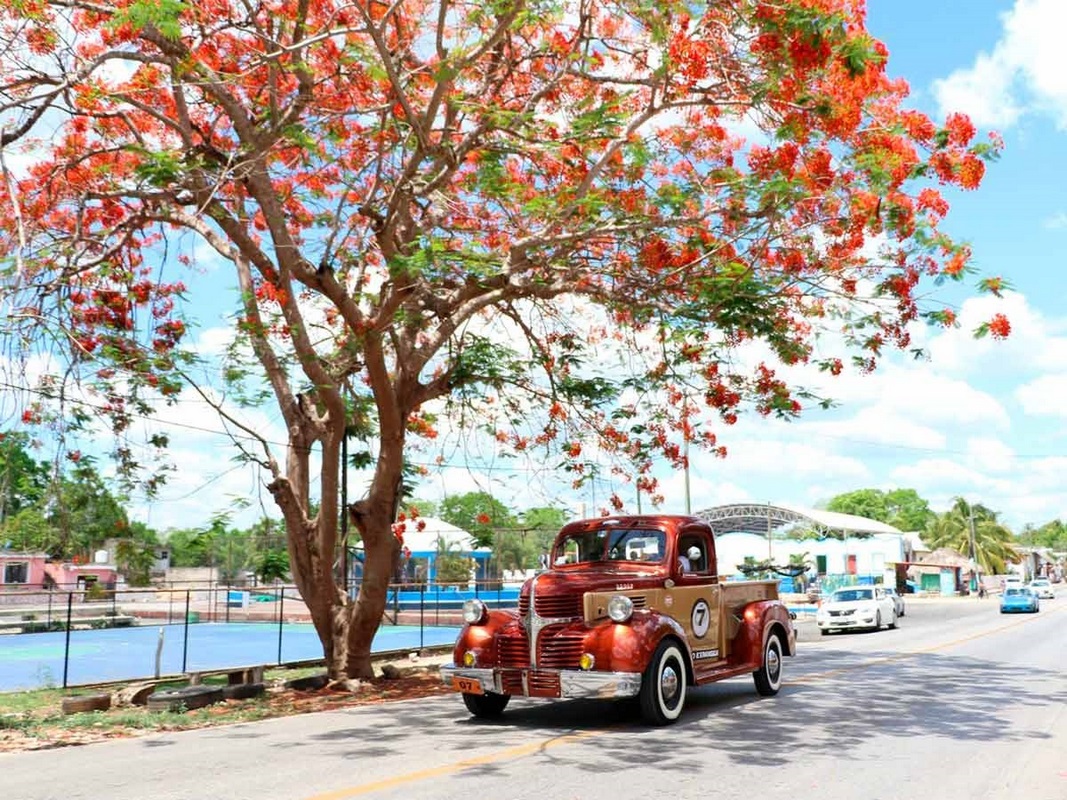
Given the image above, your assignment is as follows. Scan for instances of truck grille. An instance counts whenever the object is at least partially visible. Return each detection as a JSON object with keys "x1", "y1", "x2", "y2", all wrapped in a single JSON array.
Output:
[
  {"x1": 527, "y1": 671, "x2": 561, "y2": 697},
  {"x1": 496, "y1": 633, "x2": 530, "y2": 668},
  {"x1": 495, "y1": 627, "x2": 586, "y2": 670},
  {"x1": 534, "y1": 594, "x2": 583, "y2": 618},
  {"x1": 537, "y1": 629, "x2": 584, "y2": 669}
]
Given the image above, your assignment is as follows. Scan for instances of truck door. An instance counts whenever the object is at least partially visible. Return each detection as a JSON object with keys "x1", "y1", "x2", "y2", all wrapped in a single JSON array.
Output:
[{"x1": 671, "y1": 530, "x2": 721, "y2": 662}]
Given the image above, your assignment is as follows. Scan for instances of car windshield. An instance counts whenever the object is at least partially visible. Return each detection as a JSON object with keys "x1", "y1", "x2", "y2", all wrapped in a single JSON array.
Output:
[
  {"x1": 1004, "y1": 588, "x2": 1026, "y2": 596},
  {"x1": 885, "y1": 588, "x2": 898, "y2": 595},
  {"x1": 553, "y1": 528, "x2": 666, "y2": 566},
  {"x1": 1031, "y1": 580, "x2": 1049, "y2": 586},
  {"x1": 832, "y1": 588, "x2": 873, "y2": 602}
]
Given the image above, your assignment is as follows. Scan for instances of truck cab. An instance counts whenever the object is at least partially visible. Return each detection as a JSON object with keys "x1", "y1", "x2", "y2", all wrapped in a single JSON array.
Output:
[{"x1": 441, "y1": 515, "x2": 796, "y2": 725}]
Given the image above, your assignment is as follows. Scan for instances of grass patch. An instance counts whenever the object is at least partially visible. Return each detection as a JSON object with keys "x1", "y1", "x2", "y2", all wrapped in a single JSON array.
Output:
[{"x1": 0, "y1": 687, "x2": 67, "y2": 716}]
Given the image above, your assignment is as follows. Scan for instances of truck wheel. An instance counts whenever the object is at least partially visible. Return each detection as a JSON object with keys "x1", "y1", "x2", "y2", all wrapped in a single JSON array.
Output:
[
  {"x1": 753, "y1": 633, "x2": 783, "y2": 696},
  {"x1": 639, "y1": 639, "x2": 687, "y2": 725},
  {"x1": 462, "y1": 691, "x2": 510, "y2": 719}
]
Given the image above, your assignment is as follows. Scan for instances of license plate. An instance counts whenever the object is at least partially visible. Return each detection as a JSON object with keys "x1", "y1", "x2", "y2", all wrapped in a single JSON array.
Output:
[{"x1": 452, "y1": 676, "x2": 482, "y2": 694}]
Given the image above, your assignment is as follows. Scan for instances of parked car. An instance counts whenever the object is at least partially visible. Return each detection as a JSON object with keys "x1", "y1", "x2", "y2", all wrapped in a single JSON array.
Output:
[
  {"x1": 1000, "y1": 586, "x2": 1039, "y2": 613},
  {"x1": 816, "y1": 586, "x2": 898, "y2": 635},
  {"x1": 1028, "y1": 578, "x2": 1054, "y2": 599},
  {"x1": 883, "y1": 587, "x2": 905, "y2": 617}
]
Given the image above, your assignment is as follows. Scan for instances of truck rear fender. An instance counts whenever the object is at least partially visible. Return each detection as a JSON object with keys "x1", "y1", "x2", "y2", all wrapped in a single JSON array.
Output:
[
  {"x1": 583, "y1": 611, "x2": 694, "y2": 683},
  {"x1": 731, "y1": 601, "x2": 796, "y2": 667}
]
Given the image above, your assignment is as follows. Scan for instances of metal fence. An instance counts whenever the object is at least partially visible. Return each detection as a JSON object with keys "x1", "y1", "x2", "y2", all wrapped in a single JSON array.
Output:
[{"x1": 0, "y1": 582, "x2": 517, "y2": 691}]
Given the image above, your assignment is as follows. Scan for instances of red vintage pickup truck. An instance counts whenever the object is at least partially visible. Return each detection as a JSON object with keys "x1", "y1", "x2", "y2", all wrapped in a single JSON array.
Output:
[{"x1": 441, "y1": 514, "x2": 796, "y2": 724}]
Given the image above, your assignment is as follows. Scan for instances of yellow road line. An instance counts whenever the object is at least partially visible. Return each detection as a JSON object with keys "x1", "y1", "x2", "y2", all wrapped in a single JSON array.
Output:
[
  {"x1": 304, "y1": 730, "x2": 601, "y2": 800},
  {"x1": 306, "y1": 602, "x2": 1064, "y2": 799}
]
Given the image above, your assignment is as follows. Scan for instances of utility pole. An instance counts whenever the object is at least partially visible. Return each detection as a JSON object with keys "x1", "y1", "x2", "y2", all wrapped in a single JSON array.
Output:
[
  {"x1": 967, "y1": 503, "x2": 980, "y2": 594},
  {"x1": 683, "y1": 435, "x2": 691, "y2": 514}
]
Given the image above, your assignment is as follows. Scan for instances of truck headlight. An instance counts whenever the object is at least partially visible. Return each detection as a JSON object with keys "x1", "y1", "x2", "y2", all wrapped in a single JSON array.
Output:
[
  {"x1": 607, "y1": 595, "x2": 634, "y2": 623},
  {"x1": 462, "y1": 599, "x2": 488, "y2": 625}
]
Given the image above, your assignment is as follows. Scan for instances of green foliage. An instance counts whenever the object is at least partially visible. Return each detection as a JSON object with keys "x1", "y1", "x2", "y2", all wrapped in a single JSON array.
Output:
[
  {"x1": 255, "y1": 548, "x2": 290, "y2": 583},
  {"x1": 115, "y1": 535, "x2": 157, "y2": 587},
  {"x1": 1017, "y1": 519, "x2": 1067, "y2": 551},
  {"x1": 0, "y1": 432, "x2": 49, "y2": 522},
  {"x1": 434, "y1": 537, "x2": 472, "y2": 585},
  {"x1": 0, "y1": 507, "x2": 58, "y2": 554},
  {"x1": 44, "y1": 459, "x2": 130, "y2": 559},
  {"x1": 438, "y1": 491, "x2": 515, "y2": 548},
  {"x1": 111, "y1": 0, "x2": 188, "y2": 40},
  {"x1": 825, "y1": 487, "x2": 935, "y2": 532},
  {"x1": 520, "y1": 506, "x2": 568, "y2": 558},
  {"x1": 925, "y1": 497, "x2": 1018, "y2": 575}
]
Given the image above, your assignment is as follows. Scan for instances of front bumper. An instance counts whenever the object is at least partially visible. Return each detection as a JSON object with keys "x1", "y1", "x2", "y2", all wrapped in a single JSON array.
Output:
[
  {"x1": 817, "y1": 615, "x2": 877, "y2": 630},
  {"x1": 440, "y1": 664, "x2": 642, "y2": 699}
]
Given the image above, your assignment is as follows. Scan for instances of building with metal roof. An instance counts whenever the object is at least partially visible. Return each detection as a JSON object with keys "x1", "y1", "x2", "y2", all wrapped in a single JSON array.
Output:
[
  {"x1": 694, "y1": 502, "x2": 903, "y2": 538},
  {"x1": 693, "y1": 503, "x2": 906, "y2": 585}
]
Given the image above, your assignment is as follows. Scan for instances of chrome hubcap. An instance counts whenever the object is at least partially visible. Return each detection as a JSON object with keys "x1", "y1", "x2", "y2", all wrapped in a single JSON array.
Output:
[
  {"x1": 767, "y1": 647, "x2": 781, "y2": 682},
  {"x1": 660, "y1": 664, "x2": 679, "y2": 700}
]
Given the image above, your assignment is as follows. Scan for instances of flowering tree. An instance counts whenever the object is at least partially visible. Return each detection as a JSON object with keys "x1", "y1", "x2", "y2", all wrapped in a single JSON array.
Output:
[{"x1": 0, "y1": 0, "x2": 1006, "y2": 679}]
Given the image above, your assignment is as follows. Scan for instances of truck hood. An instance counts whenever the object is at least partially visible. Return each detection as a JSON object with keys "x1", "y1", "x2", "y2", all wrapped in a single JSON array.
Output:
[{"x1": 524, "y1": 567, "x2": 666, "y2": 598}]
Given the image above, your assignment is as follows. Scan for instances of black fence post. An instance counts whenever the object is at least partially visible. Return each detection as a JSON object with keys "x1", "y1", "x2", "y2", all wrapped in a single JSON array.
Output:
[
  {"x1": 181, "y1": 590, "x2": 191, "y2": 674},
  {"x1": 276, "y1": 587, "x2": 285, "y2": 664},
  {"x1": 47, "y1": 590, "x2": 53, "y2": 628},
  {"x1": 225, "y1": 582, "x2": 231, "y2": 624},
  {"x1": 61, "y1": 592, "x2": 73, "y2": 688},
  {"x1": 419, "y1": 585, "x2": 424, "y2": 650}
]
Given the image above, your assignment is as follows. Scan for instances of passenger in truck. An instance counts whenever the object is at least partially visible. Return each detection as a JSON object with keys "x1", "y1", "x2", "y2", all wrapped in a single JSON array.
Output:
[{"x1": 679, "y1": 544, "x2": 703, "y2": 573}]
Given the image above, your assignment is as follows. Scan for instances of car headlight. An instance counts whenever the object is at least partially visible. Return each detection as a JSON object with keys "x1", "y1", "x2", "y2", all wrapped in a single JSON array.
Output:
[
  {"x1": 462, "y1": 599, "x2": 488, "y2": 625},
  {"x1": 607, "y1": 594, "x2": 634, "y2": 623}
]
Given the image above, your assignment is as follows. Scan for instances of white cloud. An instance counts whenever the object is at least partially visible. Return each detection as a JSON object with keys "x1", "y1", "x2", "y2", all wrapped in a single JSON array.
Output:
[
  {"x1": 926, "y1": 291, "x2": 1067, "y2": 375},
  {"x1": 1015, "y1": 373, "x2": 1067, "y2": 416},
  {"x1": 932, "y1": 51, "x2": 1022, "y2": 128},
  {"x1": 1044, "y1": 211, "x2": 1067, "y2": 229},
  {"x1": 964, "y1": 437, "x2": 1016, "y2": 473},
  {"x1": 932, "y1": 0, "x2": 1067, "y2": 129}
]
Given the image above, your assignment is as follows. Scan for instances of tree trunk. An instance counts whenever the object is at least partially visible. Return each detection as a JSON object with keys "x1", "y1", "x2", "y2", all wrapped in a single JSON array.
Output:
[{"x1": 342, "y1": 521, "x2": 399, "y2": 678}]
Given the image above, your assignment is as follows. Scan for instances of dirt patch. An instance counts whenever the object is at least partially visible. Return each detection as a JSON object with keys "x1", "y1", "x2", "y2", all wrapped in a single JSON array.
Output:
[{"x1": 0, "y1": 658, "x2": 454, "y2": 753}]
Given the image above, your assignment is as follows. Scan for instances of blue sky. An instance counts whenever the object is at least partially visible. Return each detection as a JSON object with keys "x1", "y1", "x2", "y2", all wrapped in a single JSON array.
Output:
[{"x1": 114, "y1": 0, "x2": 1067, "y2": 534}]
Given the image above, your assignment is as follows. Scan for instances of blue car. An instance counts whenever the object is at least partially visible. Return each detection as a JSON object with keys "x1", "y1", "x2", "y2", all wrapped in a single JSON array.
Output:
[{"x1": 1000, "y1": 587, "x2": 1039, "y2": 613}]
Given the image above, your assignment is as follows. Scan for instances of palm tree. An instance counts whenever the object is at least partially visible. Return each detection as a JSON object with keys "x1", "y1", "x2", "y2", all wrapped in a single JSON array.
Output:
[{"x1": 924, "y1": 498, "x2": 1019, "y2": 575}]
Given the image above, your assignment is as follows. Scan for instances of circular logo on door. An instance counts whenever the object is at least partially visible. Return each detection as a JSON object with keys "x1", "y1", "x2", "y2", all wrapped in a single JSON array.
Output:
[{"x1": 690, "y1": 599, "x2": 711, "y2": 639}]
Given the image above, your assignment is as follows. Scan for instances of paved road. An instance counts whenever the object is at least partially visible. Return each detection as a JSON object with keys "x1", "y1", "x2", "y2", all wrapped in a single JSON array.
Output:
[{"x1": 4, "y1": 593, "x2": 1065, "y2": 800}]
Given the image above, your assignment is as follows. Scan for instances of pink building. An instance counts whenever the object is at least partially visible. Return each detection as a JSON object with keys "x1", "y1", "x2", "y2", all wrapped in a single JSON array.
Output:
[
  {"x1": 0, "y1": 551, "x2": 118, "y2": 590},
  {"x1": 0, "y1": 551, "x2": 49, "y2": 587}
]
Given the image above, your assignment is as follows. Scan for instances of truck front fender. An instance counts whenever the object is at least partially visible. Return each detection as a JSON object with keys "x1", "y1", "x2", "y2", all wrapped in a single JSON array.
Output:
[
  {"x1": 451, "y1": 609, "x2": 522, "y2": 666},
  {"x1": 581, "y1": 610, "x2": 691, "y2": 677},
  {"x1": 730, "y1": 601, "x2": 796, "y2": 668}
]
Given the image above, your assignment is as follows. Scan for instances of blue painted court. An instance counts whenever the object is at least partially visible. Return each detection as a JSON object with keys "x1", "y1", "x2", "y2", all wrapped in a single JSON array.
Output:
[{"x1": 0, "y1": 622, "x2": 461, "y2": 692}]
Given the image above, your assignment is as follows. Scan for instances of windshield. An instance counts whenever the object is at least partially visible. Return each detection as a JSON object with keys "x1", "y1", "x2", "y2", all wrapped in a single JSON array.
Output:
[
  {"x1": 831, "y1": 588, "x2": 874, "y2": 602},
  {"x1": 1004, "y1": 588, "x2": 1027, "y2": 596},
  {"x1": 553, "y1": 528, "x2": 667, "y2": 566}
]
